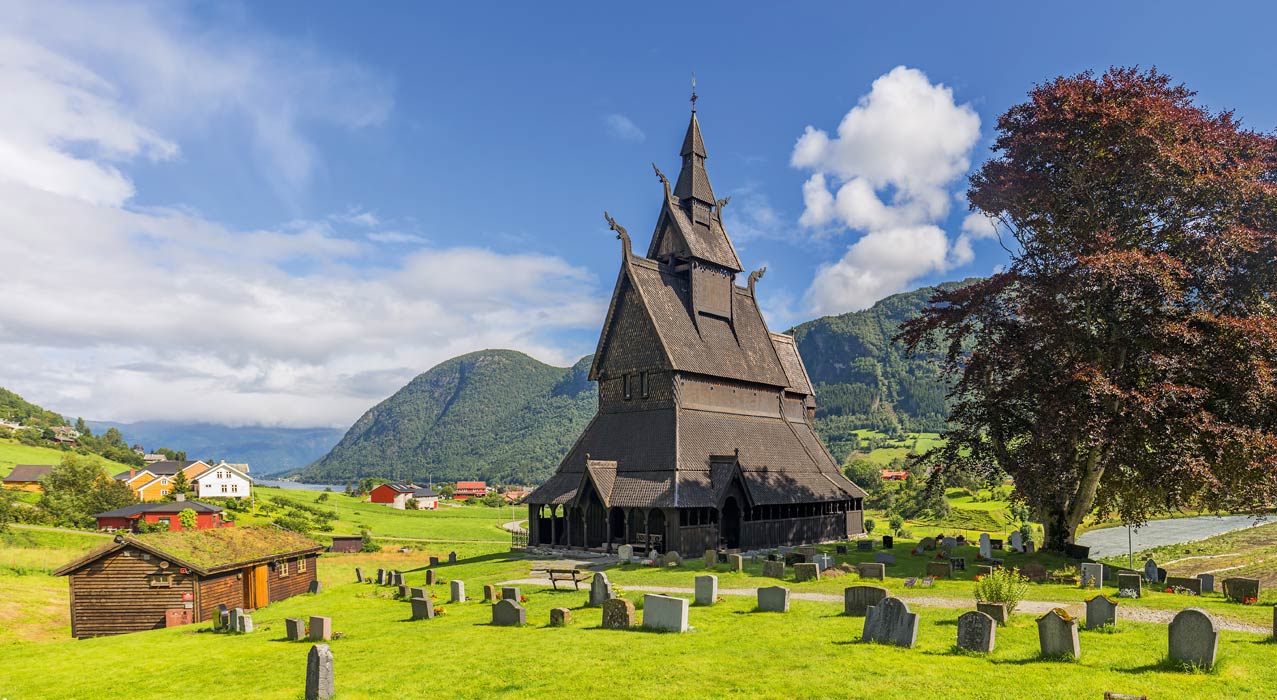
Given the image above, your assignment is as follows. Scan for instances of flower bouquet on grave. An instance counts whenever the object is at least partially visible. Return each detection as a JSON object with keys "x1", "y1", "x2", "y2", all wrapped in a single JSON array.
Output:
[
  {"x1": 431, "y1": 593, "x2": 438, "y2": 600},
  {"x1": 520, "y1": 594, "x2": 528, "y2": 603},
  {"x1": 974, "y1": 575, "x2": 985, "y2": 582},
  {"x1": 1166, "y1": 586, "x2": 1197, "y2": 596},
  {"x1": 1243, "y1": 596, "x2": 1258, "y2": 605},
  {"x1": 1116, "y1": 588, "x2": 1139, "y2": 599},
  {"x1": 716, "y1": 596, "x2": 725, "y2": 604},
  {"x1": 436, "y1": 607, "x2": 447, "y2": 615}
]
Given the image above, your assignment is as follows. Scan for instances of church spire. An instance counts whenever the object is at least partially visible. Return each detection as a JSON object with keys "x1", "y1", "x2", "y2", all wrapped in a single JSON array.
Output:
[{"x1": 673, "y1": 111, "x2": 715, "y2": 206}]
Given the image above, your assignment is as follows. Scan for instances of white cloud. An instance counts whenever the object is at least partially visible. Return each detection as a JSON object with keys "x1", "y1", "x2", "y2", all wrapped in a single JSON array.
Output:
[
  {"x1": 793, "y1": 66, "x2": 983, "y2": 314},
  {"x1": 604, "y1": 113, "x2": 645, "y2": 142},
  {"x1": 367, "y1": 231, "x2": 429, "y2": 245}
]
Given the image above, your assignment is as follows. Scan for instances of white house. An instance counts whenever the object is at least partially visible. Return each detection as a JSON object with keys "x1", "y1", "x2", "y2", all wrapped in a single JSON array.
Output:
[{"x1": 192, "y1": 461, "x2": 253, "y2": 499}]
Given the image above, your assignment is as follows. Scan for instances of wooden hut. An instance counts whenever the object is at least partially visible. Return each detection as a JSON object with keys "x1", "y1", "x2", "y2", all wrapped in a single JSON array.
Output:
[{"x1": 53, "y1": 526, "x2": 323, "y2": 638}]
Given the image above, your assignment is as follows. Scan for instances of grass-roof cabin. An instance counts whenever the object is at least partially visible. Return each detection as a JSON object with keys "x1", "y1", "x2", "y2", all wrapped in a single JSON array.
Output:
[{"x1": 53, "y1": 526, "x2": 323, "y2": 639}]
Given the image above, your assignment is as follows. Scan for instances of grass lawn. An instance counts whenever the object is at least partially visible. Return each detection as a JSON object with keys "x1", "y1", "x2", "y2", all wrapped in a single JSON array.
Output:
[
  {"x1": 848, "y1": 430, "x2": 945, "y2": 466},
  {"x1": 0, "y1": 438, "x2": 134, "y2": 477}
]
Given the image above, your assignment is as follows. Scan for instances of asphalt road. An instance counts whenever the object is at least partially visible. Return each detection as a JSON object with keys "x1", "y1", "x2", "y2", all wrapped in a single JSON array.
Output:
[{"x1": 1076, "y1": 514, "x2": 1270, "y2": 559}]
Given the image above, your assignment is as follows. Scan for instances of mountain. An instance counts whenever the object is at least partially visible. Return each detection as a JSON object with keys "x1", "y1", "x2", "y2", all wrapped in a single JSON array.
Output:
[
  {"x1": 296, "y1": 350, "x2": 597, "y2": 485},
  {"x1": 87, "y1": 421, "x2": 345, "y2": 476},
  {"x1": 0, "y1": 387, "x2": 68, "y2": 428}
]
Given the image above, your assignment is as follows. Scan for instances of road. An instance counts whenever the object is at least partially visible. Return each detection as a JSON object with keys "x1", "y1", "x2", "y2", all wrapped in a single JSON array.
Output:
[{"x1": 1076, "y1": 514, "x2": 1270, "y2": 559}]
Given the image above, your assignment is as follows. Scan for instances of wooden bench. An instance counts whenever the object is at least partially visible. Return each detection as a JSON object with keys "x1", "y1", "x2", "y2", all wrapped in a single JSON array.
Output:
[{"x1": 533, "y1": 567, "x2": 589, "y2": 591}]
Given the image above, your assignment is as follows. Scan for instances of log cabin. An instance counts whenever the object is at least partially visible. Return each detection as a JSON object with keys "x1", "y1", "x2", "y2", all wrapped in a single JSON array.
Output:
[{"x1": 53, "y1": 526, "x2": 322, "y2": 638}]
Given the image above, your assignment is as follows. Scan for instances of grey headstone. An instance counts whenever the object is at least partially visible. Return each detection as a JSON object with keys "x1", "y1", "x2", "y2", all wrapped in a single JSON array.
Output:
[
  {"x1": 844, "y1": 585, "x2": 888, "y2": 616},
  {"x1": 942, "y1": 536, "x2": 957, "y2": 551},
  {"x1": 729, "y1": 553, "x2": 744, "y2": 572},
  {"x1": 309, "y1": 580, "x2": 321, "y2": 595},
  {"x1": 794, "y1": 562, "x2": 820, "y2": 582},
  {"x1": 491, "y1": 599, "x2": 526, "y2": 627},
  {"x1": 1223, "y1": 577, "x2": 1260, "y2": 603},
  {"x1": 305, "y1": 643, "x2": 335, "y2": 700},
  {"x1": 925, "y1": 561, "x2": 953, "y2": 579},
  {"x1": 425, "y1": 569, "x2": 436, "y2": 585},
  {"x1": 240, "y1": 614, "x2": 254, "y2": 633},
  {"x1": 354, "y1": 567, "x2": 363, "y2": 583},
  {"x1": 695, "y1": 575, "x2": 718, "y2": 606},
  {"x1": 642, "y1": 594, "x2": 689, "y2": 633},
  {"x1": 450, "y1": 580, "x2": 466, "y2": 603},
  {"x1": 549, "y1": 607, "x2": 571, "y2": 627},
  {"x1": 1168, "y1": 608, "x2": 1218, "y2": 669},
  {"x1": 857, "y1": 540, "x2": 874, "y2": 551},
  {"x1": 1009, "y1": 531, "x2": 1023, "y2": 552},
  {"x1": 1085, "y1": 595, "x2": 1117, "y2": 630},
  {"x1": 704, "y1": 549, "x2": 718, "y2": 567},
  {"x1": 429, "y1": 556, "x2": 440, "y2": 567},
  {"x1": 618, "y1": 544, "x2": 634, "y2": 563},
  {"x1": 874, "y1": 552, "x2": 895, "y2": 565},
  {"x1": 309, "y1": 615, "x2": 331, "y2": 641},
  {"x1": 957, "y1": 610, "x2": 996, "y2": 653},
  {"x1": 978, "y1": 533, "x2": 991, "y2": 559},
  {"x1": 757, "y1": 586, "x2": 790, "y2": 613},
  {"x1": 285, "y1": 618, "x2": 305, "y2": 641},
  {"x1": 1144, "y1": 559, "x2": 1159, "y2": 583},
  {"x1": 1166, "y1": 576, "x2": 1203, "y2": 595},
  {"x1": 376, "y1": 569, "x2": 385, "y2": 585},
  {"x1": 1117, "y1": 572, "x2": 1142, "y2": 598},
  {"x1": 1036, "y1": 609, "x2": 1080, "y2": 659},
  {"x1": 483, "y1": 584, "x2": 496, "y2": 602},
  {"x1": 589, "y1": 573, "x2": 613, "y2": 606},
  {"x1": 410, "y1": 596, "x2": 435, "y2": 620},
  {"x1": 662, "y1": 551, "x2": 682, "y2": 567},
  {"x1": 1080, "y1": 563, "x2": 1104, "y2": 589},
  {"x1": 1198, "y1": 573, "x2": 1215, "y2": 594},
  {"x1": 862, "y1": 597, "x2": 919, "y2": 648},
  {"x1": 814, "y1": 553, "x2": 834, "y2": 571},
  {"x1": 501, "y1": 586, "x2": 521, "y2": 602},
  {"x1": 448, "y1": 551, "x2": 457, "y2": 564},
  {"x1": 763, "y1": 560, "x2": 786, "y2": 579},
  {"x1": 601, "y1": 598, "x2": 636, "y2": 629},
  {"x1": 409, "y1": 587, "x2": 426, "y2": 600},
  {"x1": 857, "y1": 562, "x2": 886, "y2": 580},
  {"x1": 230, "y1": 607, "x2": 242, "y2": 631},
  {"x1": 977, "y1": 602, "x2": 1008, "y2": 624}
]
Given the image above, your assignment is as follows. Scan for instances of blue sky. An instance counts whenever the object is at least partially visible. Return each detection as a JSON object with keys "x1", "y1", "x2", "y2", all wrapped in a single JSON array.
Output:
[{"x1": 4, "y1": 0, "x2": 1277, "y2": 428}]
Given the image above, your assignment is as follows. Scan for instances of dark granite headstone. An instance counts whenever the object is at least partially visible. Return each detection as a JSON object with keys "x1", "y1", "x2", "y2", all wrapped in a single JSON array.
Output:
[
  {"x1": 491, "y1": 599, "x2": 525, "y2": 626},
  {"x1": 1166, "y1": 576, "x2": 1203, "y2": 595},
  {"x1": 881, "y1": 535, "x2": 894, "y2": 549},
  {"x1": 1223, "y1": 577, "x2": 1260, "y2": 603},
  {"x1": 857, "y1": 540, "x2": 874, "y2": 551},
  {"x1": 836, "y1": 544, "x2": 848, "y2": 555},
  {"x1": 957, "y1": 610, "x2": 996, "y2": 653},
  {"x1": 862, "y1": 597, "x2": 919, "y2": 648},
  {"x1": 844, "y1": 585, "x2": 888, "y2": 616}
]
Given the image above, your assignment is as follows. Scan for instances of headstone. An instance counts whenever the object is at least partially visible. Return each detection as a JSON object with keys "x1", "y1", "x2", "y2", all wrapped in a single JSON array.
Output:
[
  {"x1": 977, "y1": 601, "x2": 1008, "y2": 624},
  {"x1": 874, "y1": 552, "x2": 896, "y2": 565},
  {"x1": 1198, "y1": 573, "x2": 1215, "y2": 594},
  {"x1": 305, "y1": 643, "x2": 335, "y2": 700},
  {"x1": 1223, "y1": 577, "x2": 1260, "y2": 603},
  {"x1": 1009, "y1": 531, "x2": 1023, "y2": 552},
  {"x1": 1165, "y1": 576, "x2": 1203, "y2": 595},
  {"x1": 904, "y1": 577, "x2": 917, "y2": 588},
  {"x1": 409, "y1": 587, "x2": 426, "y2": 600},
  {"x1": 309, "y1": 580, "x2": 322, "y2": 595},
  {"x1": 309, "y1": 616, "x2": 332, "y2": 642},
  {"x1": 425, "y1": 570, "x2": 436, "y2": 585},
  {"x1": 1085, "y1": 595, "x2": 1118, "y2": 630},
  {"x1": 729, "y1": 553, "x2": 744, "y2": 572},
  {"x1": 814, "y1": 553, "x2": 834, "y2": 571},
  {"x1": 978, "y1": 533, "x2": 991, "y2": 559},
  {"x1": 1168, "y1": 608, "x2": 1218, "y2": 668},
  {"x1": 1065, "y1": 543, "x2": 1091, "y2": 560},
  {"x1": 950, "y1": 557, "x2": 967, "y2": 572},
  {"x1": 450, "y1": 580, "x2": 466, "y2": 603},
  {"x1": 881, "y1": 535, "x2": 894, "y2": 549},
  {"x1": 844, "y1": 585, "x2": 888, "y2": 616},
  {"x1": 857, "y1": 540, "x2": 874, "y2": 551},
  {"x1": 448, "y1": 551, "x2": 457, "y2": 564},
  {"x1": 862, "y1": 597, "x2": 919, "y2": 648},
  {"x1": 285, "y1": 618, "x2": 305, "y2": 641},
  {"x1": 1143, "y1": 559, "x2": 1159, "y2": 583},
  {"x1": 410, "y1": 596, "x2": 435, "y2": 620},
  {"x1": 763, "y1": 561, "x2": 786, "y2": 579},
  {"x1": 695, "y1": 575, "x2": 718, "y2": 606},
  {"x1": 990, "y1": 539, "x2": 1004, "y2": 550},
  {"x1": 921, "y1": 537, "x2": 937, "y2": 551},
  {"x1": 1036, "y1": 609, "x2": 1080, "y2": 659},
  {"x1": 942, "y1": 536, "x2": 957, "y2": 551},
  {"x1": 957, "y1": 610, "x2": 997, "y2": 653},
  {"x1": 589, "y1": 573, "x2": 613, "y2": 606},
  {"x1": 491, "y1": 599, "x2": 526, "y2": 627},
  {"x1": 376, "y1": 569, "x2": 386, "y2": 585},
  {"x1": 794, "y1": 563, "x2": 820, "y2": 582},
  {"x1": 1080, "y1": 563, "x2": 1104, "y2": 589},
  {"x1": 857, "y1": 562, "x2": 886, "y2": 581},
  {"x1": 240, "y1": 614, "x2": 254, "y2": 633},
  {"x1": 398, "y1": 584, "x2": 409, "y2": 599},
  {"x1": 601, "y1": 598, "x2": 636, "y2": 629},
  {"x1": 549, "y1": 607, "x2": 571, "y2": 627},
  {"x1": 836, "y1": 544, "x2": 848, "y2": 554},
  {"x1": 925, "y1": 561, "x2": 953, "y2": 579},
  {"x1": 797, "y1": 545, "x2": 819, "y2": 558},
  {"x1": 501, "y1": 586, "x2": 521, "y2": 602},
  {"x1": 642, "y1": 594, "x2": 689, "y2": 632},
  {"x1": 396, "y1": 571, "x2": 406, "y2": 586},
  {"x1": 218, "y1": 608, "x2": 230, "y2": 630},
  {"x1": 429, "y1": 556, "x2": 440, "y2": 567},
  {"x1": 784, "y1": 552, "x2": 805, "y2": 566},
  {"x1": 230, "y1": 607, "x2": 243, "y2": 631},
  {"x1": 704, "y1": 549, "x2": 718, "y2": 567},
  {"x1": 483, "y1": 584, "x2": 496, "y2": 602},
  {"x1": 354, "y1": 567, "x2": 363, "y2": 583},
  {"x1": 1117, "y1": 572, "x2": 1143, "y2": 598},
  {"x1": 757, "y1": 586, "x2": 790, "y2": 613},
  {"x1": 1024, "y1": 542, "x2": 1035, "y2": 554},
  {"x1": 618, "y1": 544, "x2": 634, "y2": 563}
]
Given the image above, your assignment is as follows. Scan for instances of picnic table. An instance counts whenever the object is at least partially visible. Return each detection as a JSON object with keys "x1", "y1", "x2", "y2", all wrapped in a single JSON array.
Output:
[{"x1": 533, "y1": 567, "x2": 590, "y2": 590}]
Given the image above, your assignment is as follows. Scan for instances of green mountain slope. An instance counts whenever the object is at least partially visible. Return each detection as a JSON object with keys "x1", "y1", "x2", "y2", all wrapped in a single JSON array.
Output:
[{"x1": 297, "y1": 350, "x2": 597, "y2": 485}]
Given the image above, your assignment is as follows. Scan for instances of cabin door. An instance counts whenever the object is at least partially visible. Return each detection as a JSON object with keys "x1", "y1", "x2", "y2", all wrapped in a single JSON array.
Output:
[{"x1": 243, "y1": 565, "x2": 269, "y2": 609}]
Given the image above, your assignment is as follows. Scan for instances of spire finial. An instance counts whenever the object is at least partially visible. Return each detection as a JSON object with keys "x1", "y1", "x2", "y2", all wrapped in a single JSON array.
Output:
[{"x1": 690, "y1": 72, "x2": 698, "y2": 113}]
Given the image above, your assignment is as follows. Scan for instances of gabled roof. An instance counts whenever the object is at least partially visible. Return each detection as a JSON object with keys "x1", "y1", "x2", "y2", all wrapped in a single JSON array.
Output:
[
  {"x1": 94, "y1": 500, "x2": 224, "y2": 519},
  {"x1": 456, "y1": 481, "x2": 486, "y2": 490},
  {"x1": 114, "y1": 460, "x2": 209, "y2": 482},
  {"x1": 412, "y1": 487, "x2": 439, "y2": 498},
  {"x1": 647, "y1": 188, "x2": 743, "y2": 273},
  {"x1": 3, "y1": 464, "x2": 54, "y2": 483},
  {"x1": 192, "y1": 462, "x2": 251, "y2": 483},
  {"x1": 770, "y1": 332, "x2": 815, "y2": 396},
  {"x1": 53, "y1": 526, "x2": 322, "y2": 577}
]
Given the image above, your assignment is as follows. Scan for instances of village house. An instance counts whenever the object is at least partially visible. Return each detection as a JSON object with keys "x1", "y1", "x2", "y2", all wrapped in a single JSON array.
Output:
[
  {"x1": 191, "y1": 460, "x2": 253, "y2": 499},
  {"x1": 2, "y1": 464, "x2": 54, "y2": 492},
  {"x1": 453, "y1": 481, "x2": 488, "y2": 500},
  {"x1": 113, "y1": 460, "x2": 213, "y2": 502},
  {"x1": 880, "y1": 470, "x2": 908, "y2": 481},
  {"x1": 369, "y1": 482, "x2": 440, "y2": 510},
  {"x1": 54, "y1": 527, "x2": 322, "y2": 638},
  {"x1": 328, "y1": 535, "x2": 363, "y2": 553},
  {"x1": 93, "y1": 498, "x2": 231, "y2": 533}
]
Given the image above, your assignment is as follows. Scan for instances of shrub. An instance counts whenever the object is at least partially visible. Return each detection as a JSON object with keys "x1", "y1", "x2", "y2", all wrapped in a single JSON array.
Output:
[
  {"x1": 973, "y1": 567, "x2": 1030, "y2": 613},
  {"x1": 360, "y1": 529, "x2": 381, "y2": 553},
  {"x1": 178, "y1": 508, "x2": 197, "y2": 530},
  {"x1": 317, "y1": 492, "x2": 330, "y2": 503},
  {"x1": 864, "y1": 518, "x2": 876, "y2": 535}
]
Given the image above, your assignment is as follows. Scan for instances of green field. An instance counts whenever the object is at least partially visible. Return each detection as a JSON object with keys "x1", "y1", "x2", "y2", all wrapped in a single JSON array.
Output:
[
  {"x1": 849, "y1": 430, "x2": 946, "y2": 465},
  {"x1": 0, "y1": 438, "x2": 134, "y2": 477}
]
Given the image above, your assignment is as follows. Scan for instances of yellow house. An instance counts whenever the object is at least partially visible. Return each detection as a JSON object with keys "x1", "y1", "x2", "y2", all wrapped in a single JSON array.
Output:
[
  {"x1": 114, "y1": 460, "x2": 212, "y2": 502},
  {"x1": 2, "y1": 464, "x2": 54, "y2": 492}
]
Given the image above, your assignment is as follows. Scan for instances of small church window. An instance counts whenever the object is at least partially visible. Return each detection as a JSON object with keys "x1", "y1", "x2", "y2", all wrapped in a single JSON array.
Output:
[
  {"x1": 622, "y1": 374, "x2": 632, "y2": 400},
  {"x1": 640, "y1": 371, "x2": 649, "y2": 399}
]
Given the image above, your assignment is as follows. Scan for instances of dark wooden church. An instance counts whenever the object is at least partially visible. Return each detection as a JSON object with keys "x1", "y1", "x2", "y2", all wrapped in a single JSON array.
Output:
[{"x1": 525, "y1": 105, "x2": 866, "y2": 553}]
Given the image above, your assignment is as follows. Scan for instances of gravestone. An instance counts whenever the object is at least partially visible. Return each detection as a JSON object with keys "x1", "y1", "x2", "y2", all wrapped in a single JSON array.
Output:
[
  {"x1": 618, "y1": 544, "x2": 634, "y2": 563},
  {"x1": 1168, "y1": 608, "x2": 1218, "y2": 669},
  {"x1": 857, "y1": 540, "x2": 874, "y2": 551},
  {"x1": 763, "y1": 561, "x2": 786, "y2": 579},
  {"x1": 305, "y1": 643, "x2": 335, "y2": 700},
  {"x1": 942, "y1": 536, "x2": 957, "y2": 551},
  {"x1": 704, "y1": 549, "x2": 718, "y2": 568},
  {"x1": 729, "y1": 554, "x2": 744, "y2": 572},
  {"x1": 844, "y1": 585, "x2": 888, "y2": 616},
  {"x1": 882, "y1": 535, "x2": 894, "y2": 549},
  {"x1": 977, "y1": 602, "x2": 1008, "y2": 624},
  {"x1": 549, "y1": 607, "x2": 571, "y2": 627},
  {"x1": 217, "y1": 607, "x2": 230, "y2": 631},
  {"x1": 990, "y1": 539, "x2": 1003, "y2": 550},
  {"x1": 695, "y1": 575, "x2": 718, "y2": 606},
  {"x1": 784, "y1": 552, "x2": 805, "y2": 566},
  {"x1": 978, "y1": 533, "x2": 992, "y2": 559},
  {"x1": 957, "y1": 610, "x2": 996, "y2": 653},
  {"x1": 925, "y1": 561, "x2": 953, "y2": 579},
  {"x1": 1036, "y1": 609, "x2": 1080, "y2": 659},
  {"x1": 501, "y1": 586, "x2": 522, "y2": 602},
  {"x1": 757, "y1": 586, "x2": 790, "y2": 613},
  {"x1": 1157, "y1": 567, "x2": 1167, "y2": 582},
  {"x1": 794, "y1": 563, "x2": 820, "y2": 582},
  {"x1": 1009, "y1": 531, "x2": 1023, "y2": 552},
  {"x1": 398, "y1": 585, "x2": 409, "y2": 599},
  {"x1": 814, "y1": 553, "x2": 834, "y2": 571},
  {"x1": 662, "y1": 551, "x2": 683, "y2": 567},
  {"x1": 874, "y1": 553, "x2": 896, "y2": 565},
  {"x1": 1117, "y1": 572, "x2": 1143, "y2": 598},
  {"x1": 862, "y1": 597, "x2": 919, "y2": 648},
  {"x1": 448, "y1": 551, "x2": 457, "y2": 564},
  {"x1": 450, "y1": 580, "x2": 466, "y2": 603},
  {"x1": 1085, "y1": 595, "x2": 1117, "y2": 630},
  {"x1": 239, "y1": 614, "x2": 254, "y2": 633},
  {"x1": 425, "y1": 570, "x2": 436, "y2": 585},
  {"x1": 950, "y1": 557, "x2": 967, "y2": 572},
  {"x1": 483, "y1": 584, "x2": 496, "y2": 602},
  {"x1": 904, "y1": 577, "x2": 917, "y2": 588},
  {"x1": 857, "y1": 563, "x2": 886, "y2": 581},
  {"x1": 1144, "y1": 559, "x2": 1159, "y2": 583},
  {"x1": 1080, "y1": 563, "x2": 1104, "y2": 589},
  {"x1": 285, "y1": 618, "x2": 305, "y2": 641},
  {"x1": 491, "y1": 599, "x2": 526, "y2": 627},
  {"x1": 354, "y1": 567, "x2": 363, "y2": 583},
  {"x1": 376, "y1": 569, "x2": 386, "y2": 585},
  {"x1": 429, "y1": 556, "x2": 440, "y2": 567},
  {"x1": 797, "y1": 545, "x2": 818, "y2": 558},
  {"x1": 921, "y1": 537, "x2": 937, "y2": 551},
  {"x1": 309, "y1": 580, "x2": 322, "y2": 595},
  {"x1": 1223, "y1": 577, "x2": 1260, "y2": 603},
  {"x1": 230, "y1": 608, "x2": 242, "y2": 631},
  {"x1": 589, "y1": 573, "x2": 613, "y2": 606},
  {"x1": 601, "y1": 598, "x2": 636, "y2": 629},
  {"x1": 642, "y1": 594, "x2": 689, "y2": 632},
  {"x1": 1024, "y1": 542, "x2": 1036, "y2": 554},
  {"x1": 1165, "y1": 576, "x2": 1203, "y2": 595},
  {"x1": 409, "y1": 587, "x2": 426, "y2": 600},
  {"x1": 309, "y1": 616, "x2": 332, "y2": 642},
  {"x1": 1198, "y1": 573, "x2": 1215, "y2": 594},
  {"x1": 836, "y1": 544, "x2": 848, "y2": 555},
  {"x1": 1065, "y1": 543, "x2": 1091, "y2": 560},
  {"x1": 410, "y1": 596, "x2": 435, "y2": 620}
]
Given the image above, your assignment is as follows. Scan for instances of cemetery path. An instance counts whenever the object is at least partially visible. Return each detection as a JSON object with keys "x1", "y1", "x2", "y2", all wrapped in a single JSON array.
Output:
[
  {"x1": 1077, "y1": 514, "x2": 1269, "y2": 558},
  {"x1": 499, "y1": 579, "x2": 1271, "y2": 635}
]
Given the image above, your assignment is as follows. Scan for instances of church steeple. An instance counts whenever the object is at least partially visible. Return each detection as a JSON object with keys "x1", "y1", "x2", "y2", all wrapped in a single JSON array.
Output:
[{"x1": 673, "y1": 112, "x2": 715, "y2": 207}]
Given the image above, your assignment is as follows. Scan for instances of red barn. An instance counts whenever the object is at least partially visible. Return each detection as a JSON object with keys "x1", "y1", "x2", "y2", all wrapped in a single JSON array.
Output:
[
  {"x1": 94, "y1": 499, "x2": 231, "y2": 533},
  {"x1": 369, "y1": 483, "x2": 417, "y2": 504},
  {"x1": 454, "y1": 481, "x2": 487, "y2": 499}
]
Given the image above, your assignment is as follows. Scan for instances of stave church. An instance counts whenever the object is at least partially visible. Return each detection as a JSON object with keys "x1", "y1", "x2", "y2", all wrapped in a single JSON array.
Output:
[{"x1": 525, "y1": 101, "x2": 866, "y2": 553}]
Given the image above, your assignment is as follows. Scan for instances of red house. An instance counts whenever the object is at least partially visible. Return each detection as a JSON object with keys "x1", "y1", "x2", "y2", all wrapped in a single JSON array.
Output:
[
  {"x1": 454, "y1": 481, "x2": 487, "y2": 499},
  {"x1": 369, "y1": 483, "x2": 417, "y2": 504},
  {"x1": 94, "y1": 499, "x2": 231, "y2": 533}
]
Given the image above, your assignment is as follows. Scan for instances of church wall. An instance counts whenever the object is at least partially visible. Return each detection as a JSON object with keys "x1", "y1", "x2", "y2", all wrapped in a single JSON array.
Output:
[
  {"x1": 677, "y1": 374, "x2": 780, "y2": 417},
  {"x1": 599, "y1": 370, "x2": 674, "y2": 412},
  {"x1": 597, "y1": 280, "x2": 669, "y2": 378}
]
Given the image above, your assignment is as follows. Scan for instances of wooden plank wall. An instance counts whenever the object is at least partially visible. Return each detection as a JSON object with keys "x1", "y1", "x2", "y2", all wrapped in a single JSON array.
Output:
[
  {"x1": 68, "y1": 547, "x2": 195, "y2": 639},
  {"x1": 267, "y1": 553, "x2": 318, "y2": 604},
  {"x1": 196, "y1": 570, "x2": 243, "y2": 621}
]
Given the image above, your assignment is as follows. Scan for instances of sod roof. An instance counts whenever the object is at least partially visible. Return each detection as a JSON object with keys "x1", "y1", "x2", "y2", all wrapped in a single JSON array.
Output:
[{"x1": 54, "y1": 526, "x2": 322, "y2": 576}]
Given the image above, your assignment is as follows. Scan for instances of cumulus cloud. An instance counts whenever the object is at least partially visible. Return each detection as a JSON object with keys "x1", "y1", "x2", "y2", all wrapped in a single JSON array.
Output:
[
  {"x1": 792, "y1": 66, "x2": 984, "y2": 315},
  {"x1": 603, "y1": 113, "x2": 645, "y2": 142}
]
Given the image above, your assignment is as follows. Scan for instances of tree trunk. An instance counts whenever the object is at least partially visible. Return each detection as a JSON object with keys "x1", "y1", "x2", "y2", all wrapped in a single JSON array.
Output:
[{"x1": 1042, "y1": 503, "x2": 1071, "y2": 551}]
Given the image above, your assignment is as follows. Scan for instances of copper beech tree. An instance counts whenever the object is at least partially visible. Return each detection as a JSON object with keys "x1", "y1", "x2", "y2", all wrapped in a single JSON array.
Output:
[{"x1": 899, "y1": 68, "x2": 1277, "y2": 550}]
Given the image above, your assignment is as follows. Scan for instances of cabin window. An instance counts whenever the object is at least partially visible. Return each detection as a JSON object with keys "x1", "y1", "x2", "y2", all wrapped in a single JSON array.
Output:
[
  {"x1": 160, "y1": 478, "x2": 169, "y2": 485},
  {"x1": 221, "y1": 484, "x2": 228, "y2": 493},
  {"x1": 298, "y1": 557, "x2": 307, "y2": 573},
  {"x1": 639, "y1": 371, "x2": 649, "y2": 399},
  {"x1": 279, "y1": 559, "x2": 290, "y2": 577},
  {"x1": 148, "y1": 574, "x2": 173, "y2": 588},
  {"x1": 622, "y1": 374, "x2": 632, "y2": 400},
  {"x1": 160, "y1": 490, "x2": 169, "y2": 496}
]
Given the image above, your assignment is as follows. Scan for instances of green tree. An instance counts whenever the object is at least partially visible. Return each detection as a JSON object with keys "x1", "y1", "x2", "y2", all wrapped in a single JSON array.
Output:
[
  {"x1": 39, "y1": 454, "x2": 138, "y2": 528},
  {"x1": 0, "y1": 488, "x2": 14, "y2": 533},
  {"x1": 178, "y1": 508, "x2": 198, "y2": 530},
  {"x1": 168, "y1": 470, "x2": 191, "y2": 500},
  {"x1": 102, "y1": 427, "x2": 127, "y2": 449},
  {"x1": 864, "y1": 518, "x2": 876, "y2": 535},
  {"x1": 842, "y1": 459, "x2": 882, "y2": 496},
  {"x1": 74, "y1": 417, "x2": 92, "y2": 437}
]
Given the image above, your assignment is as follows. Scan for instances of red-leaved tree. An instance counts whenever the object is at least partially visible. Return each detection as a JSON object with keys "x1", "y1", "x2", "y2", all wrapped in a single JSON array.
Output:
[{"x1": 899, "y1": 67, "x2": 1277, "y2": 550}]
